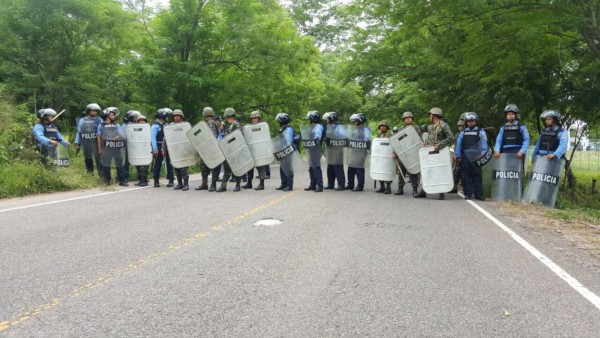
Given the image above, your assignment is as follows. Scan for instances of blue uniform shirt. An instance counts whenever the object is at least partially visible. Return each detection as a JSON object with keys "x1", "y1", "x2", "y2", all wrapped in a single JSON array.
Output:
[
  {"x1": 33, "y1": 123, "x2": 68, "y2": 147},
  {"x1": 533, "y1": 126, "x2": 568, "y2": 158},
  {"x1": 281, "y1": 125, "x2": 294, "y2": 144},
  {"x1": 455, "y1": 126, "x2": 487, "y2": 158},
  {"x1": 150, "y1": 121, "x2": 165, "y2": 152},
  {"x1": 494, "y1": 123, "x2": 530, "y2": 154},
  {"x1": 312, "y1": 123, "x2": 324, "y2": 140}
]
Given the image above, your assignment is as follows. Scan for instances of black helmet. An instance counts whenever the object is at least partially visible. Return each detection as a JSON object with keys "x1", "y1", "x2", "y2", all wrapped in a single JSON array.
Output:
[
  {"x1": 37, "y1": 108, "x2": 57, "y2": 120},
  {"x1": 85, "y1": 103, "x2": 101, "y2": 115},
  {"x1": 322, "y1": 111, "x2": 338, "y2": 122},
  {"x1": 155, "y1": 108, "x2": 172, "y2": 119},
  {"x1": 125, "y1": 110, "x2": 142, "y2": 123},
  {"x1": 275, "y1": 113, "x2": 291, "y2": 125},
  {"x1": 504, "y1": 104, "x2": 519, "y2": 115},
  {"x1": 101, "y1": 107, "x2": 120, "y2": 119},
  {"x1": 464, "y1": 112, "x2": 478, "y2": 122},
  {"x1": 349, "y1": 113, "x2": 367, "y2": 124},
  {"x1": 306, "y1": 110, "x2": 320, "y2": 123},
  {"x1": 540, "y1": 110, "x2": 561, "y2": 125}
]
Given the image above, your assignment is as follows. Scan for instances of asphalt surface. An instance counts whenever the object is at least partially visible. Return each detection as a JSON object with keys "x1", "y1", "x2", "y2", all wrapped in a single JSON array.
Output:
[{"x1": 1, "y1": 167, "x2": 600, "y2": 337}]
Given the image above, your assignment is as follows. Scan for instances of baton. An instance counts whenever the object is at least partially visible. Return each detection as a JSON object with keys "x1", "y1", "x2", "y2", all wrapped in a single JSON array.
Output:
[
  {"x1": 395, "y1": 159, "x2": 407, "y2": 183},
  {"x1": 53, "y1": 109, "x2": 66, "y2": 120}
]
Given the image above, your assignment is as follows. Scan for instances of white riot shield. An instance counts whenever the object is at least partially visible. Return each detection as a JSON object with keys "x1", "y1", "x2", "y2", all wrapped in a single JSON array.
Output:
[
  {"x1": 490, "y1": 154, "x2": 524, "y2": 201},
  {"x1": 523, "y1": 156, "x2": 563, "y2": 207},
  {"x1": 272, "y1": 134, "x2": 303, "y2": 177},
  {"x1": 300, "y1": 125, "x2": 323, "y2": 167},
  {"x1": 347, "y1": 125, "x2": 371, "y2": 168},
  {"x1": 79, "y1": 117, "x2": 100, "y2": 160},
  {"x1": 369, "y1": 138, "x2": 396, "y2": 181},
  {"x1": 100, "y1": 125, "x2": 126, "y2": 168},
  {"x1": 419, "y1": 147, "x2": 454, "y2": 194},
  {"x1": 126, "y1": 124, "x2": 152, "y2": 166},
  {"x1": 390, "y1": 126, "x2": 421, "y2": 174},
  {"x1": 243, "y1": 122, "x2": 274, "y2": 167},
  {"x1": 186, "y1": 121, "x2": 225, "y2": 169},
  {"x1": 219, "y1": 129, "x2": 255, "y2": 177},
  {"x1": 51, "y1": 144, "x2": 70, "y2": 167},
  {"x1": 463, "y1": 137, "x2": 493, "y2": 167},
  {"x1": 164, "y1": 122, "x2": 199, "y2": 169},
  {"x1": 325, "y1": 124, "x2": 348, "y2": 165}
]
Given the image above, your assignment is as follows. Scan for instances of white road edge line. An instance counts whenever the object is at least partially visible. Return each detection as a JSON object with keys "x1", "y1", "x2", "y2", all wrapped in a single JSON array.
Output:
[{"x1": 464, "y1": 195, "x2": 600, "y2": 311}]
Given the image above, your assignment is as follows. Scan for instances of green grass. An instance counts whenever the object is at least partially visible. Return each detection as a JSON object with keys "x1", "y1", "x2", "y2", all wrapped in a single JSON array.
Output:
[
  {"x1": 551, "y1": 171, "x2": 600, "y2": 223},
  {"x1": 569, "y1": 150, "x2": 600, "y2": 172}
]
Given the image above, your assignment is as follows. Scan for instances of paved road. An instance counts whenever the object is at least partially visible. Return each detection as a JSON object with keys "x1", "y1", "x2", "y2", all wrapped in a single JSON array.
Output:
[{"x1": 1, "y1": 169, "x2": 600, "y2": 336}]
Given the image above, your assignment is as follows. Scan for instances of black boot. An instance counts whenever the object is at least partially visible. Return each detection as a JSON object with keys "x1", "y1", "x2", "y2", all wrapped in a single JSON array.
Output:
[
  {"x1": 383, "y1": 182, "x2": 392, "y2": 194},
  {"x1": 242, "y1": 177, "x2": 252, "y2": 189},
  {"x1": 438, "y1": 193, "x2": 445, "y2": 200},
  {"x1": 217, "y1": 180, "x2": 227, "y2": 192},
  {"x1": 167, "y1": 179, "x2": 174, "y2": 188},
  {"x1": 375, "y1": 182, "x2": 385, "y2": 193},
  {"x1": 154, "y1": 179, "x2": 160, "y2": 188},
  {"x1": 394, "y1": 182, "x2": 404, "y2": 195},
  {"x1": 233, "y1": 178, "x2": 241, "y2": 192},
  {"x1": 255, "y1": 179, "x2": 265, "y2": 190},
  {"x1": 209, "y1": 176, "x2": 218, "y2": 192},
  {"x1": 182, "y1": 178, "x2": 189, "y2": 191},
  {"x1": 174, "y1": 174, "x2": 183, "y2": 190},
  {"x1": 195, "y1": 178, "x2": 208, "y2": 190}
]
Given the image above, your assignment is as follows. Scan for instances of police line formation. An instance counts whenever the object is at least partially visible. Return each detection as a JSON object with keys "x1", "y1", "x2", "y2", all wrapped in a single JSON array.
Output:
[{"x1": 33, "y1": 103, "x2": 568, "y2": 207}]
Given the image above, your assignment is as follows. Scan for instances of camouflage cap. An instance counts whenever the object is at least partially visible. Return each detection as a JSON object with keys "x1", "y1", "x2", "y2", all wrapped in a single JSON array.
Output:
[
  {"x1": 429, "y1": 107, "x2": 443, "y2": 117},
  {"x1": 402, "y1": 111, "x2": 414, "y2": 120},
  {"x1": 378, "y1": 120, "x2": 390, "y2": 128},
  {"x1": 224, "y1": 107, "x2": 236, "y2": 117},
  {"x1": 137, "y1": 115, "x2": 148, "y2": 122},
  {"x1": 173, "y1": 109, "x2": 184, "y2": 117},
  {"x1": 250, "y1": 110, "x2": 261, "y2": 118}
]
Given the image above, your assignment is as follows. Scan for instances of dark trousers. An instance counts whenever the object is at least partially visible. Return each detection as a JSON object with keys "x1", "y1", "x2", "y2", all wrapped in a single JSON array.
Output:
[
  {"x1": 152, "y1": 152, "x2": 174, "y2": 182},
  {"x1": 265, "y1": 165, "x2": 271, "y2": 177},
  {"x1": 84, "y1": 155, "x2": 102, "y2": 175},
  {"x1": 137, "y1": 165, "x2": 149, "y2": 183},
  {"x1": 308, "y1": 167, "x2": 324, "y2": 188},
  {"x1": 280, "y1": 167, "x2": 294, "y2": 188},
  {"x1": 326, "y1": 164, "x2": 345, "y2": 188},
  {"x1": 460, "y1": 159, "x2": 483, "y2": 198},
  {"x1": 346, "y1": 167, "x2": 365, "y2": 189},
  {"x1": 103, "y1": 153, "x2": 125, "y2": 183}
]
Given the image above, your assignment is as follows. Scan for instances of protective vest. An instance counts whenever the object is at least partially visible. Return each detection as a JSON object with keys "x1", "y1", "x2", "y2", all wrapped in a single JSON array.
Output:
[
  {"x1": 539, "y1": 129, "x2": 560, "y2": 153},
  {"x1": 462, "y1": 127, "x2": 481, "y2": 150},
  {"x1": 43, "y1": 124, "x2": 58, "y2": 141},
  {"x1": 80, "y1": 117, "x2": 99, "y2": 140},
  {"x1": 502, "y1": 122, "x2": 522, "y2": 151},
  {"x1": 153, "y1": 121, "x2": 164, "y2": 143}
]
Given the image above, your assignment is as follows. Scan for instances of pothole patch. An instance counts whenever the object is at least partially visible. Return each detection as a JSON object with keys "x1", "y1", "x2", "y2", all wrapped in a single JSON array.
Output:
[{"x1": 254, "y1": 218, "x2": 283, "y2": 227}]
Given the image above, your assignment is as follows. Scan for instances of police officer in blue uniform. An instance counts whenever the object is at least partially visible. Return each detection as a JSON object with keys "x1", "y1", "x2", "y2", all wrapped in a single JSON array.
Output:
[
  {"x1": 75, "y1": 103, "x2": 102, "y2": 175},
  {"x1": 97, "y1": 107, "x2": 128, "y2": 186},
  {"x1": 322, "y1": 111, "x2": 347, "y2": 190},
  {"x1": 494, "y1": 104, "x2": 530, "y2": 159},
  {"x1": 304, "y1": 110, "x2": 324, "y2": 192},
  {"x1": 454, "y1": 112, "x2": 487, "y2": 200},
  {"x1": 346, "y1": 113, "x2": 370, "y2": 192},
  {"x1": 276, "y1": 113, "x2": 296, "y2": 191},
  {"x1": 532, "y1": 110, "x2": 568, "y2": 160},
  {"x1": 33, "y1": 108, "x2": 71, "y2": 165},
  {"x1": 151, "y1": 108, "x2": 174, "y2": 188}
]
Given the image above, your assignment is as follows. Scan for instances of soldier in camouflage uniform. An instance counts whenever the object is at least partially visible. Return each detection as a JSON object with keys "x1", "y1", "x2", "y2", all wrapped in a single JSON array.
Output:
[
  {"x1": 217, "y1": 108, "x2": 242, "y2": 192},
  {"x1": 417, "y1": 107, "x2": 454, "y2": 200},
  {"x1": 242, "y1": 111, "x2": 267, "y2": 191},
  {"x1": 195, "y1": 107, "x2": 222, "y2": 192},
  {"x1": 393, "y1": 111, "x2": 422, "y2": 196},
  {"x1": 162, "y1": 109, "x2": 190, "y2": 191},
  {"x1": 376, "y1": 120, "x2": 393, "y2": 194}
]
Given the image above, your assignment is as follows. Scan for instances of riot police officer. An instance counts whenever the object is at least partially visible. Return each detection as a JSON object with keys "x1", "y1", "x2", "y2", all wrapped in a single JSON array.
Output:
[
  {"x1": 97, "y1": 107, "x2": 127, "y2": 186},
  {"x1": 394, "y1": 111, "x2": 421, "y2": 196},
  {"x1": 151, "y1": 108, "x2": 174, "y2": 188},
  {"x1": 242, "y1": 110, "x2": 268, "y2": 191},
  {"x1": 454, "y1": 112, "x2": 487, "y2": 200},
  {"x1": 33, "y1": 108, "x2": 71, "y2": 165},
  {"x1": 74, "y1": 103, "x2": 102, "y2": 175},
  {"x1": 163, "y1": 109, "x2": 190, "y2": 191},
  {"x1": 133, "y1": 115, "x2": 150, "y2": 187},
  {"x1": 346, "y1": 113, "x2": 370, "y2": 192},
  {"x1": 376, "y1": 120, "x2": 393, "y2": 194},
  {"x1": 451, "y1": 118, "x2": 466, "y2": 194},
  {"x1": 276, "y1": 113, "x2": 296, "y2": 191},
  {"x1": 195, "y1": 107, "x2": 222, "y2": 191},
  {"x1": 532, "y1": 110, "x2": 568, "y2": 160},
  {"x1": 419, "y1": 107, "x2": 454, "y2": 199},
  {"x1": 303, "y1": 110, "x2": 324, "y2": 192},
  {"x1": 322, "y1": 111, "x2": 347, "y2": 190},
  {"x1": 217, "y1": 108, "x2": 242, "y2": 192},
  {"x1": 494, "y1": 104, "x2": 530, "y2": 159},
  {"x1": 122, "y1": 110, "x2": 142, "y2": 182}
]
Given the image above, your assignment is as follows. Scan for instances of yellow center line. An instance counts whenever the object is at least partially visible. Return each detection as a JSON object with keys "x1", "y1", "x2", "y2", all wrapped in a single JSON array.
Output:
[{"x1": 0, "y1": 190, "x2": 299, "y2": 333}]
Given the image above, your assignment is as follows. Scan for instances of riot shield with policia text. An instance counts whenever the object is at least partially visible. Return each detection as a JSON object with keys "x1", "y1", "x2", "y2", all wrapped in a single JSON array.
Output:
[
  {"x1": 100, "y1": 125, "x2": 126, "y2": 168},
  {"x1": 347, "y1": 125, "x2": 371, "y2": 168},
  {"x1": 272, "y1": 133, "x2": 303, "y2": 177},
  {"x1": 325, "y1": 124, "x2": 348, "y2": 165},
  {"x1": 490, "y1": 153, "x2": 524, "y2": 201},
  {"x1": 79, "y1": 117, "x2": 100, "y2": 160},
  {"x1": 463, "y1": 137, "x2": 493, "y2": 168},
  {"x1": 522, "y1": 155, "x2": 563, "y2": 207},
  {"x1": 300, "y1": 125, "x2": 323, "y2": 167}
]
